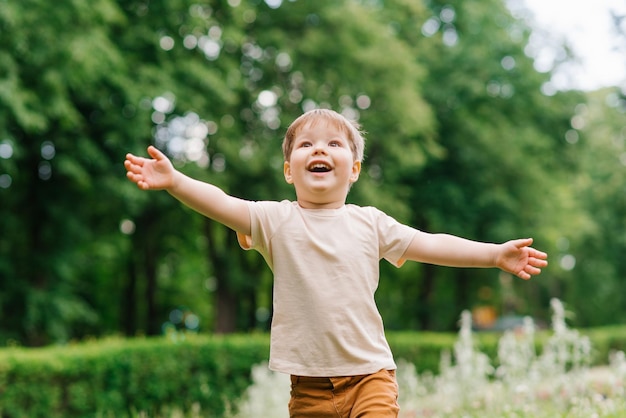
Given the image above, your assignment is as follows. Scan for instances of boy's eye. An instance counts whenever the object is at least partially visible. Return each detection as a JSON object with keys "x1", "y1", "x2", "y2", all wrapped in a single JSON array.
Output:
[{"x1": 329, "y1": 140, "x2": 342, "y2": 147}]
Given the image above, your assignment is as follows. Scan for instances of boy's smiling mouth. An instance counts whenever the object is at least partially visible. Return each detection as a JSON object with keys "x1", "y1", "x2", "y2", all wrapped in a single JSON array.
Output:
[{"x1": 308, "y1": 162, "x2": 332, "y2": 173}]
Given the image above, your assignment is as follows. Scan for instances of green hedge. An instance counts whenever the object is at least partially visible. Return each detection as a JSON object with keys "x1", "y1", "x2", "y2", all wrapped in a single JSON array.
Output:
[
  {"x1": 1, "y1": 327, "x2": 626, "y2": 417},
  {"x1": 0, "y1": 334, "x2": 269, "y2": 418},
  {"x1": 580, "y1": 325, "x2": 626, "y2": 362},
  {"x1": 389, "y1": 326, "x2": 626, "y2": 374},
  {"x1": 387, "y1": 331, "x2": 457, "y2": 374}
]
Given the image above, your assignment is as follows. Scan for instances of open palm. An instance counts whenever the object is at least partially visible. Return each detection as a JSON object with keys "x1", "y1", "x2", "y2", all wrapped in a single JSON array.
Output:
[
  {"x1": 124, "y1": 146, "x2": 174, "y2": 190},
  {"x1": 497, "y1": 238, "x2": 548, "y2": 280}
]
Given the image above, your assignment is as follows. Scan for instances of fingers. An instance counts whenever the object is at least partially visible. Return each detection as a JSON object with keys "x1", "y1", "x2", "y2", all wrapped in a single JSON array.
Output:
[
  {"x1": 147, "y1": 145, "x2": 165, "y2": 161},
  {"x1": 125, "y1": 169, "x2": 141, "y2": 182},
  {"x1": 124, "y1": 153, "x2": 149, "y2": 189},
  {"x1": 124, "y1": 158, "x2": 143, "y2": 176},
  {"x1": 125, "y1": 169, "x2": 147, "y2": 189},
  {"x1": 124, "y1": 159, "x2": 137, "y2": 175},
  {"x1": 518, "y1": 264, "x2": 540, "y2": 280},
  {"x1": 529, "y1": 256, "x2": 548, "y2": 267},
  {"x1": 526, "y1": 264, "x2": 542, "y2": 275},
  {"x1": 517, "y1": 255, "x2": 548, "y2": 280},
  {"x1": 529, "y1": 247, "x2": 548, "y2": 260},
  {"x1": 124, "y1": 155, "x2": 150, "y2": 189},
  {"x1": 512, "y1": 238, "x2": 547, "y2": 261},
  {"x1": 125, "y1": 147, "x2": 164, "y2": 167},
  {"x1": 513, "y1": 237, "x2": 533, "y2": 249},
  {"x1": 125, "y1": 152, "x2": 146, "y2": 167}
]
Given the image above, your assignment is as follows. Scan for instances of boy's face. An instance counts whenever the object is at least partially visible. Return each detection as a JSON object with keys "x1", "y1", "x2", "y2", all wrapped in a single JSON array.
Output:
[{"x1": 284, "y1": 120, "x2": 361, "y2": 209}]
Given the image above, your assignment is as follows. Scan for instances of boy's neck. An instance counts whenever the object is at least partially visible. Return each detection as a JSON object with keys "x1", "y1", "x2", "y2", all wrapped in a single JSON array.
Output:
[{"x1": 296, "y1": 199, "x2": 346, "y2": 210}]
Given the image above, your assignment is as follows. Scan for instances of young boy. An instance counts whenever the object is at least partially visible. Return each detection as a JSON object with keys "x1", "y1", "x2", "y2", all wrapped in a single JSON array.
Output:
[{"x1": 124, "y1": 108, "x2": 547, "y2": 417}]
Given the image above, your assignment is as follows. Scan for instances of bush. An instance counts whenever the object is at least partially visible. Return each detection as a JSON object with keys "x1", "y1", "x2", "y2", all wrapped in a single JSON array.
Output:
[
  {"x1": 387, "y1": 331, "x2": 457, "y2": 374},
  {"x1": 388, "y1": 325, "x2": 626, "y2": 375},
  {"x1": 0, "y1": 334, "x2": 269, "y2": 418},
  {"x1": 1, "y1": 327, "x2": 626, "y2": 417}
]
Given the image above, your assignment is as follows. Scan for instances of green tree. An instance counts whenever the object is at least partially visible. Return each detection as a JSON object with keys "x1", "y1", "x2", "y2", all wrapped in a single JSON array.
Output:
[
  {"x1": 0, "y1": 0, "x2": 233, "y2": 344},
  {"x1": 0, "y1": 0, "x2": 438, "y2": 343},
  {"x1": 562, "y1": 88, "x2": 626, "y2": 326},
  {"x1": 181, "y1": 0, "x2": 437, "y2": 332},
  {"x1": 0, "y1": 0, "x2": 602, "y2": 345},
  {"x1": 372, "y1": 0, "x2": 586, "y2": 330},
  {"x1": 0, "y1": 0, "x2": 132, "y2": 344}
]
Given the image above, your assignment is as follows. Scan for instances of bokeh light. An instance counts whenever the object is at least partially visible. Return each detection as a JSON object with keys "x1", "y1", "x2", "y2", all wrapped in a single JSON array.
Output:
[
  {"x1": 257, "y1": 90, "x2": 277, "y2": 107},
  {"x1": 198, "y1": 37, "x2": 221, "y2": 60},
  {"x1": 275, "y1": 52, "x2": 292, "y2": 71},
  {"x1": 0, "y1": 141, "x2": 13, "y2": 159},
  {"x1": 204, "y1": 277, "x2": 217, "y2": 292},
  {"x1": 211, "y1": 154, "x2": 226, "y2": 172},
  {"x1": 0, "y1": 174, "x2": 11, "y2": 189},
  {"x1": 565, "y1": 129, "x2": 579, "y2": 144},
  {"x1": 152, "y1": 92, "x2": 212, "y2": 167},
  {"x1": 264, "y1": 0, "x2": 282, "y2": 9},
  {"x1": 442, "y1": 26, "x2": 458, "y2": 46},
  {"x1": 421, "y1": 17, "x2": 440, "y2": 37},
  {"x1": 38, "y1": 161, "x2": 52, "y2": 181},
  {"x1": 163, "y1": 308, "x2": 200, "y2": 333},
  {"x1": 255, "y1": 307, "x2": 270, "y2": 323},
  {"x1": 159, "y1": 35, "x2": 174, "y2": 51},
  {"x1": 501, "y1": 56, "x2": 516, "y2": 71},
  {"x1": 559, "y1": 254, "x2": 576, "y2": 271},
  {"x1": 119, "y1": 219, "x2": 136, "y2": 235},
  {"x1": 356, "y1": 94, "x2": 371, "y2": 110},
  {"x1": 152, "y1": 93, "x2": 175, "y2": 113},
  {"x1": 41, "y1": 141, "x2": 55, "y2": 160}
]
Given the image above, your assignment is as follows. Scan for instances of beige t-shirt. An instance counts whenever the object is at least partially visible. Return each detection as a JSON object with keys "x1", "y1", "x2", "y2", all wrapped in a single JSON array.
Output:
[{"x1": 237, "y1": 200, "x2": 417, "y2": 377}]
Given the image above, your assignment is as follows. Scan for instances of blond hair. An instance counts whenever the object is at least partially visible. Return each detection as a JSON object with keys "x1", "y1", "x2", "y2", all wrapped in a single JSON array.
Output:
[{"x1": 282, "y1": 109, "x2": 365, "y2": 162}]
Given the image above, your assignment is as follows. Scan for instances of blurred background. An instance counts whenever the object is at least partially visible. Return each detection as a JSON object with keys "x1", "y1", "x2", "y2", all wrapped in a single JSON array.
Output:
[{"x1": 1, "y1": 0, "x2": 625, "y2": 346}]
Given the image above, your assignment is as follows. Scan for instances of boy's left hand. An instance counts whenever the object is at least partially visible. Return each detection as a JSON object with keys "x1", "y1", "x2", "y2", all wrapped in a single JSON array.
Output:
[{"x1": 497, "y1": 238, "x2": 548, "y2": 280}]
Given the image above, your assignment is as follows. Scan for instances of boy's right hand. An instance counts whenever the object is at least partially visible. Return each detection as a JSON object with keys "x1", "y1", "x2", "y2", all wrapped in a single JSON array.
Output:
[{"x1": 125, "y1": 146, "x2": 175, "y2": 191}]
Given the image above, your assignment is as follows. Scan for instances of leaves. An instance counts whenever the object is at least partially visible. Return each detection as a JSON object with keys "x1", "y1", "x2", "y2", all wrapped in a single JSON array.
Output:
[{"x1": 0, "y1": 0, "x2": 621, "y2": 344}]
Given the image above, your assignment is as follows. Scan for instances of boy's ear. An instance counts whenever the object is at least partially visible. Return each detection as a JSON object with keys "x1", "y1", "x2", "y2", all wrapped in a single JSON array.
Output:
[
  {"x1": 350, "y1": 160, "x2": 361, "y2": 183},
  {"x1": 284, "y1": 161, "x2": 294, "y2": 184}
]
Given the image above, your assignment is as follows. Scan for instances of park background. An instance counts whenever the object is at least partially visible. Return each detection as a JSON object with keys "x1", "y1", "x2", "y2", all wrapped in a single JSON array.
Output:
[
  {"x1": 3, "y1": 0, "x2": 626, "y2": 415},
  {"x1": 2, "y1": 0, "x2": 626, "y2": 346},
  {"x1": 2, "y1": 0, "x2": 626, "y2": 387}
]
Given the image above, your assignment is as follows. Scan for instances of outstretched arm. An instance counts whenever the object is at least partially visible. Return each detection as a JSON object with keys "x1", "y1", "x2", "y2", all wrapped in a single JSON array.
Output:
[
  {"x1": 402, "y1": 232, "x2": 547, "y2": 280},
  {"x1": 124, "y1": 146, "x2": 251, "y2": 235}
]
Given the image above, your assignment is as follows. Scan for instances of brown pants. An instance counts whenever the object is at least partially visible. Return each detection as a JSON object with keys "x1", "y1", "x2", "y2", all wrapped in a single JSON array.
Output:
[{"x1": 288, "y1": 369, "x2": 399, "y2": 418}]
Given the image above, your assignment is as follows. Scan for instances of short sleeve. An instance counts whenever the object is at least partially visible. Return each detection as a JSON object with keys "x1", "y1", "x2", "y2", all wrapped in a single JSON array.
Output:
[
  {"x1": 374, "y1": 209, "x2": 418, "y2": 268},
  {"x1": 236, "y1": 200, "x2": 294, "y2": 270}
]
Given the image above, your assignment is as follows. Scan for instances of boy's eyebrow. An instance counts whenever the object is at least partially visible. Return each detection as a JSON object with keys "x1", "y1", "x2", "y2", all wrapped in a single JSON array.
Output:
[
  {"x1": 293, "y1": 134, "x2": 310, "y2": 142},
  {"x1": 295, "y1": 134, "x2": 349, "y2": 143}
]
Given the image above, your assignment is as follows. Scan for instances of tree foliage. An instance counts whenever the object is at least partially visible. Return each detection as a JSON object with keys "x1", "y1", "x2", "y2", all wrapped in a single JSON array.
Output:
[
  {"x1": 0, "y1": 0, "x2": 618, "y2": 346},
  {"x1": 373, "y1": 0, "x2": 586, "y2": 329}
]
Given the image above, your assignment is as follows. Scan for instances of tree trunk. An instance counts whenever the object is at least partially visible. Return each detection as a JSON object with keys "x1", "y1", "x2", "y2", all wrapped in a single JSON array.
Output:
[
  {"x1": 122, "y1": 257, "x2": 137, "y2": 336},
  {"x1": 145, "y1": 247, "x2": 159, "y2": 335},
  {"x1": 417, "y1": 263, "x2": 436, "y2": 330},
  {"x1": 215, "y1": 284, "x2": 238, "y2": 333},
  {"x1": 454, "y1": 269, "x2": 471, "y2": 329},
  {"x1": 205, "y1": 218, "x2": 238, "y2": 333}
]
